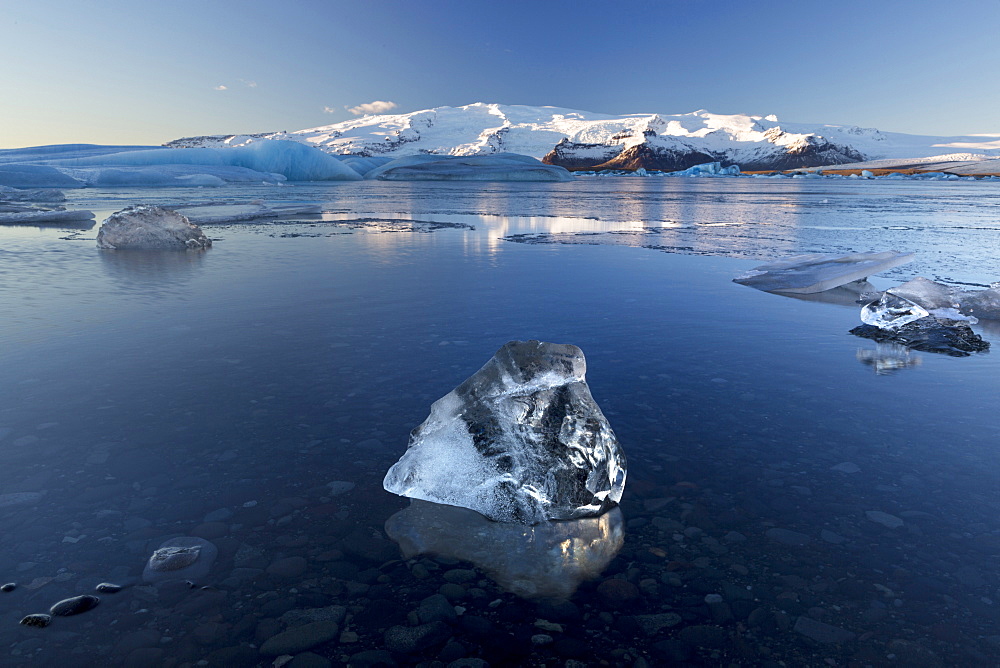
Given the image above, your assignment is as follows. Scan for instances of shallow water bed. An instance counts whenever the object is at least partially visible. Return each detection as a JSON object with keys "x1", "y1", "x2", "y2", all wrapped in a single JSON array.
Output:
[{"x1": 1, "y1": 179, "x2": 999, "y2": 666}]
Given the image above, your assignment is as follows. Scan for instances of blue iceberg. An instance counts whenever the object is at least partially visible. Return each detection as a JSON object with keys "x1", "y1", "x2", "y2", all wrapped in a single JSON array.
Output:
[{"x1": 366, "y1": 153, "x2": 574, "y2": 182}]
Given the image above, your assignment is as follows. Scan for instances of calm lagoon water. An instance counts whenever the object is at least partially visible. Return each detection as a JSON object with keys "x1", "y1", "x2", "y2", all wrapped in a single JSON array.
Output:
[{"x1": 1, "y1": 178, "x2": 999, "y2": 666}]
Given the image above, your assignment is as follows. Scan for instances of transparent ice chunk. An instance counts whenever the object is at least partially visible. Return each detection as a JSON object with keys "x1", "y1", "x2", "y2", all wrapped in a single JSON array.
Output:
[
  {"x1": 860, "y1": 293, "x2": 929, "y2": 330},
  {"x1": 383, "y1": 340, "x2": 627, "y2": 524}
]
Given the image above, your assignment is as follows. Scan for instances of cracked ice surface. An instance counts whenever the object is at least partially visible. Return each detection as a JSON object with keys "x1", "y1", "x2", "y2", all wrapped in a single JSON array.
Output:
[{"x1": 383, "y1": 340, "x2": 627, "y2": 524}]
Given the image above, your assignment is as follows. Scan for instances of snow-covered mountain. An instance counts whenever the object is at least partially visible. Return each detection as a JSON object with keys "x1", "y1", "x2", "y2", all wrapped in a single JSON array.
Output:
[{"x1": 166, "y1": 103, "x2": 1000, "y2": 172}]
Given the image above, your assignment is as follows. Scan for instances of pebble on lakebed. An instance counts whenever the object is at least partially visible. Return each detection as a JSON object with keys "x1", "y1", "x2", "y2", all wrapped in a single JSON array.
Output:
[
  {"x1": 19, "y1": 614, "x2": 52, "y2": 628},
  {"x1": 50, "y1": 595, "x2": 100, "y2": 616},
  {"x1": 95, "y1": 582, "x2": 123, "y2": 593}
]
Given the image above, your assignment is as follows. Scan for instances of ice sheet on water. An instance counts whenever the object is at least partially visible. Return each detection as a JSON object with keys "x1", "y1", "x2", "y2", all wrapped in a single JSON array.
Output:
[
  {"x1": 860, "y1": 293, "x2": 930, "y2": 330},
  {"x1": 385, "y1": 499, "x2": 623, "y2": 599},
  {"x1": 383, "y1": 340, "x2": 627, "y2": 524},
  {"x1": 733, "y1": 251, "x2": 914, "y2": 294},
  {"x1": 366, "y1": 153, "x2": 574, "y2": 182}
]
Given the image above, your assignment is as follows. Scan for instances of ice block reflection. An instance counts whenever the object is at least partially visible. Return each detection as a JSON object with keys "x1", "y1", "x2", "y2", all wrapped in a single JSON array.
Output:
[
  {"x1": 856, "y1": 343, "x2": 922, "y2": 375},
  {"x1": 385, "y1": 500, "x2": 623, "y2": 600}
]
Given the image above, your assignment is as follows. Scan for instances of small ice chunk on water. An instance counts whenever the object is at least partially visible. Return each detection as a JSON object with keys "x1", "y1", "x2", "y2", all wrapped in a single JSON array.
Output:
[
  {"x1": 383, "y1": 340, "x2": 627, "y2": 524},
  {"x1": 860, "y1": 293, "x2": 929, "y2": 330},
  {"x1": 97, "y1": 205, "x2": 211, "y2": 250},
  {"x1": 733, "y1": 251, "x2": 914, "y2": 294},
  {"x1": 142, "y1": 537, "x2": 218, "y2": 583}
]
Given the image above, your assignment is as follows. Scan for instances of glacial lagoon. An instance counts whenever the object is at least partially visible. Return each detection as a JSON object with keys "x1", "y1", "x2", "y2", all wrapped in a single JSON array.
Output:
[{"x1": 2, "y1": 177, "x2": 1000, "y2": 666}]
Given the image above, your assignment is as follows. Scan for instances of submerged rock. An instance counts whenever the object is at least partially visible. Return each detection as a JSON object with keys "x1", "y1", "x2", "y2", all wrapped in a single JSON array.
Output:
[
  {"x1": 49, "y1": 594, "x2": 100, "y2": 616},
  {"x1": 383, "y1": 340, "x2": 627, "y2": 524},
  {"x1": 19, "y1": 614, "x2": 52, "y2": 628},
  {"x1": 97, "y1": 205, "x2": 211, "y2": 250},
  {"x1": 850, "y1": 319, "x2": 989, "y2": 357},
  {"x1": 142, "y1": 537, "x2": 218, "y2": 583},
  {"x1": 733, "y1": 251, "x2": 913, "y2": 294}
]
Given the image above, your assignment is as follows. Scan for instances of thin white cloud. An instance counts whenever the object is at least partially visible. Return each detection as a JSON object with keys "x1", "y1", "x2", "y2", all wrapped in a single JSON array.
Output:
[
  {"x1": 213, "y1": 85, "x2": 228, "y2": 91},
  {"x1": 239, "y1": 79, "x2": 258, "y2": 88},
  {"x1": 347, "y1": 100, "x2": 397, "y2": 116},
  {"x1": 323, "y1": 106, "x2": 338, "y2": 114}
]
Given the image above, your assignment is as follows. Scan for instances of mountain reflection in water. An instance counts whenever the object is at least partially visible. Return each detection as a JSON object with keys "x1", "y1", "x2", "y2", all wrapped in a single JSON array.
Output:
[{"x1": 385, "y1": 500, "x2": 623, "y2": 600}]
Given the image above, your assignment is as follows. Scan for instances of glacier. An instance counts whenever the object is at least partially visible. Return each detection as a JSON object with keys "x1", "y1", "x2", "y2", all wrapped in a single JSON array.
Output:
[
  {"x1": 383, "y1": 340, "x2": 627, "y2": 524},
  {"x1": 733, "y1": 251, "x2": 914, "y2": 294}
]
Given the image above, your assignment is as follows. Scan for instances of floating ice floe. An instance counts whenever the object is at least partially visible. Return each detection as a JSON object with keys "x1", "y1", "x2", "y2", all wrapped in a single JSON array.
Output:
[
  {"x1": 667, "y1": 162, "x2": 740, "y2": 177},
  {"x1": 366, "y1": 153, "x2": 574, "y2": 182},
  {"x1": 171, "y1": 201, "x2": 323, "y2": 224},
  {"x1": 97, "y1": 205, "x2": 211, "y2": 250},
  {"x1": 385, "y1": 499, "x2": 623, "y2": 599},
  {"x1": 733, "y1": 251, "x2": 914, "y2": 294},
  {"x1": 383, "y1": 340, "x2": 627, "y2": 524},
  {"x1": 0, "y1": 185, "x2": 94, "y2": 224}
]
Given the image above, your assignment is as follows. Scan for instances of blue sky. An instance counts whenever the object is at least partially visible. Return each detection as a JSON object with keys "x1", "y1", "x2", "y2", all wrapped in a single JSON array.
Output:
[{"x1": 2, "y1": 0, "x2": 998, "y2": 148}]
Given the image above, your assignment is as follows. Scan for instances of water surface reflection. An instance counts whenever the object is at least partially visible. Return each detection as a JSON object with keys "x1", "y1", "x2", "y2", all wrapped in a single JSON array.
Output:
[{"x1": 385, "y1": 500, "x2": 623, "y2": 600}]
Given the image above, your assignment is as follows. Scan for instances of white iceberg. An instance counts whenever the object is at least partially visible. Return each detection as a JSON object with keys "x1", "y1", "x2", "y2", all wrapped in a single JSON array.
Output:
[
  {"x1": 366, "y1": 153, "x2": 574, "y2": 182},
  {"x1": 97, "y1": 205, "x2": 212, "y2": 250},
  {"x1": 733, "y1": 251, "x2": 914, "y2": 294},
  {"x1": 383, "y1": 340, "x2": 627, "y2": 524}
]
